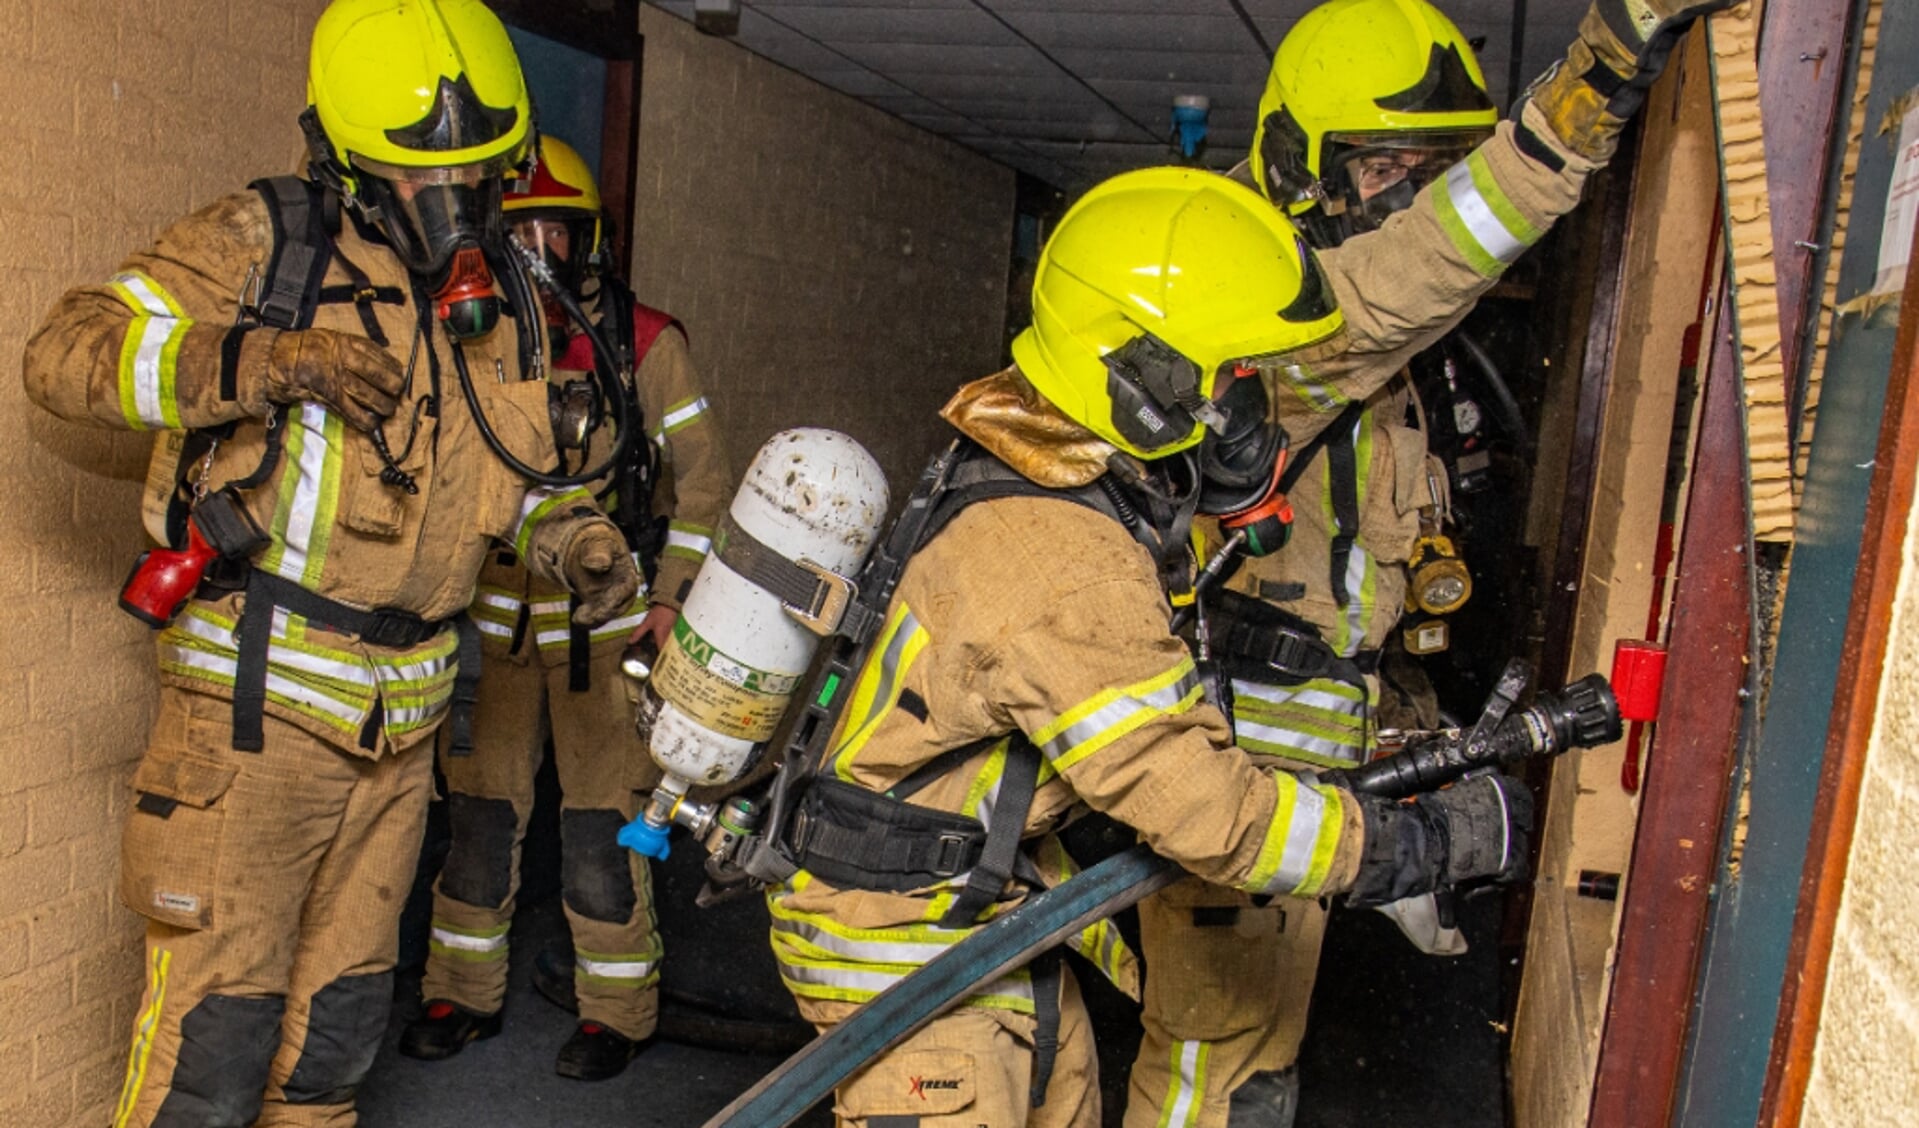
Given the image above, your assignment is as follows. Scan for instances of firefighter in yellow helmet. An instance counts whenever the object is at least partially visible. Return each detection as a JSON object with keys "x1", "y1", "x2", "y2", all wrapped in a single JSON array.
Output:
[
  {"x1": 752, "y1": 167, "x2": 1534, "y2": 1127},
  {"x1": 402, "y1": 135, "x2": 733, "y2": 1080},
  {"x1": 20, "y1": 3, "x2": 640, "y2": 1124},
  {"x1": 1125, "y1": 1, "x2": 1734, "y2": 1124}
]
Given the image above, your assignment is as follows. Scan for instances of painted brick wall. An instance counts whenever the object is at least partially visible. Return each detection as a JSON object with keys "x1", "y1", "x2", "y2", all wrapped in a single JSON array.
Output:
[
  {"x1": 1801, "y1": 457, "x2": 1919, "y2": 1125},
  {"x1": 0, "y1": 2, "x2": 329, "y2": 1124},
  {"x1": 629, "y1": 5, "x2": 1015, "y2": 501}
]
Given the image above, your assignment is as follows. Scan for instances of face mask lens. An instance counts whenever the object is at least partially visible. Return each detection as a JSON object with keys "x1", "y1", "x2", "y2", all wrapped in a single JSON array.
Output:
[
  {"x1": 356, "y1": 159, "x2": 506, "y2": 278},
  {"x1": 509, "y1": 215, "x2": 595, "y2": 296}
]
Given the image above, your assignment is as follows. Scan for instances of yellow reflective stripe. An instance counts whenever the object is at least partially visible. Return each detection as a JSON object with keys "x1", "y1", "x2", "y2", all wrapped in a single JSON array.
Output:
[
  {"x1": 1299, "y1": 783, "x2": 1345, "y2": 897},
  {"x1": 110, "y1": 272, "x2": 190, "y2": 430},
  {"x1": 1156, "y1": 1038, "x2": 1210, "y2": 1128},
  {"x1": 830, "y1": 604, "x2": 929, "y2": 781},
  {"x1": 1033, "y1": 659, "x2": 1203, "y2": 773},
  {"x1": 1435, "y1": 153, "x2": 1538, "y2": 278},
  {"x1": 1231, "y1": 678, "x2": 1369, "y2": 765},
  {"x1": 576, "y1": 941, "x2": 663, "y2": 983},
  {"x1": 158, "y1": 646, "x2": 364, "y2": 733},
  {"x1": 262, "y1": 404, "x2": 344, "y2": 585},
  {"x1": 114, "y1": 946, "x2": 171, "y2": 1128},
  {"x1": 1273, "y1": 359, "x2": 1349, "y2": 414},
  {"x1": 1244, "y1": 777, "x2": 1338, "y2": 898},
  {"x1": 960, "y1": 739, "x2": 1010, "y2": 825},
  {"x1": 513, "y1": 486, "x2": 594, "y2": 558}
]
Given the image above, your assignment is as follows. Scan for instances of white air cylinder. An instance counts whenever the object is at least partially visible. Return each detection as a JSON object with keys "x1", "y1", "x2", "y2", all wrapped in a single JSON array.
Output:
[{"x1": 630, "y1": 429, "x2": 886, "y2": 855}]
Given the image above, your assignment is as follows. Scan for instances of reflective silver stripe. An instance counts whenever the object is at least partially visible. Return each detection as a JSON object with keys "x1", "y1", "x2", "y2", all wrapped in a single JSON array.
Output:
[
  {"x1": 588, "y1": 611, "x2": 648, "y2": 640},
  {"x1": 1259, "y1": 784, "x2": 1329, "y2": 897},
  {"x1": 1038, "y1": 667, "x2": 1202, "y2": 764},
  {"x1": 128, "y1": 315, "x2": 180, "y2": 427},
  {"x1": 772, "y1": 915, "x2": 959, "y2": 966},
  {"x1": 1282, "y1": 362, "x2": 1344, "y2": 413},
  {"x1": 475, "y1": 619, "x2": 515, "y2": 639},
  {"x1": 531, "y1": 599, "x2": 571, "y2": 615},
  {"x1": 779, "y1": 959, "x2": 1033, "y2": 1004},
  {"x1": 1164, "y1": 1039, "x2": 1204, "y2": 1127},
  {"x1": 1228, "y1": 680, "x2": 1364, "y2": 713},
  {"x1": 159, "y1": 646, "x2": 363, "y2": 724},
  {"x1": 475, "y1": 591, "x2": 521, "y2": 612},
  {"x1": 1444, "y1": 161, "x2": 1527, "y2": 266},
  {"x1": 576, "y1": 955, "x2": 659, "y2": 980},
  {"x1": 431, "y1": 927, "x2": 507, "y2": 953},
  {"x1": 658, "y1": 396, "x2": 708, "y2": 432},
  {"x1": 384, "y1": 699, "x2": 447, "y2": 727},
  {"x1": 535, "y1": 628, "x2": 573, "y2": 647},
  {"x1": 382, "y1": 646, "x2": 454, "y2": 685},
  {"x1": 1232, "y1": 718, "x2": 1361, "y2": 764},
  {"x1": 274, "y1": 404, "x2": 335, "y2": 583},
  {"x1": 1339, "y1": 545, "x2": 1370, "y2": 654},
  {"x1": 664, "y1": 528, "x2": 711, "y2": 556}
]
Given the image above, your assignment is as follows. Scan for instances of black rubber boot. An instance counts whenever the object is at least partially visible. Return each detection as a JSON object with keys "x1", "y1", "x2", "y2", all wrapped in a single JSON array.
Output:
[
  {"x1": 532, "y1": 942, "x2": 579, "y2": 1014},
  {"x1": 1227, "y1": 1065, "x2": 1300, "y2": 1128},
  {"x1": 555, "y1": 1021, "x2": 650, "y2": 1081},
  {"x1": 398, "y1": 1000, "x2": 503, "y2": 1062}
]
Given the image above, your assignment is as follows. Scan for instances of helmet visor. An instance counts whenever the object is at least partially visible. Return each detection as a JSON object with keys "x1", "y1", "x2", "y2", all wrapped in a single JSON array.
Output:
[
  {"x1": 354, "y1": 157, "x2": 508, "y2": 278},
  {"x1": 1326, "y1": 129, "x2": 1490, "y2": 230}
]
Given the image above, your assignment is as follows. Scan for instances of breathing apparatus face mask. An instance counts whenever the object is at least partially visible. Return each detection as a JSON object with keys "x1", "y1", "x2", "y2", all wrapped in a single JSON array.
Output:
[
  {"x1": 509, "y1": 215, "x2": 597, "y2": 330},
  {"x1": 354, "y1": 156, "x2": 510, "y2": 339},
  {"x1": 1323, "y1": 130, "x2": 1487, "y2": 233},
  {"x1": 1103, "y1": 336, "x2": 1294, "y2": 556}
]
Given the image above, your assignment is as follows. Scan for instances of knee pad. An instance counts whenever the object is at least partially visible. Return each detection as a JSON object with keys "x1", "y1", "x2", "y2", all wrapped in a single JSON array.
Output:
[
  {"x1": 282, "y1": 971, "x2": 393, "y2": 1105},
  {"x1": 441, "y1": 794, "x2": 518, "y2": 908},
  {"x1": 561, "y1": 809, "x2": 638, "y2": 923},
  {"x1": 151, "y1": 994, "x2": 285, "y2": 1128}
]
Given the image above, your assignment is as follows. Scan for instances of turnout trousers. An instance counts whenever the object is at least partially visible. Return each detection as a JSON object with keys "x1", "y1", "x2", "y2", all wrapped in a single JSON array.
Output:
[
  {"x1": 1125, "y1": 876, "x2": 1328, "y2": 1128},
  {"x1": 422, "y1": 642, "x2": 663, "y2": 1039},
  {"x1": 113, "y1": 686, "x2": 433, "y2": 1128},
  {"x1": 811, "y1": 966, "x2": 1101, "y2": 1128}
]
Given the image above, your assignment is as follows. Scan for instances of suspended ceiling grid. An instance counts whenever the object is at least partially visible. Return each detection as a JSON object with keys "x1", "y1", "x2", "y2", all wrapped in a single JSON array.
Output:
[{"x1": 648, "y1": 0, "x2": 1588, "y2": 191}]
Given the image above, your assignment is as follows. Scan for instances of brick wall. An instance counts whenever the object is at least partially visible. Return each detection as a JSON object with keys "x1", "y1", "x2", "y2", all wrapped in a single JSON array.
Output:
[
  {"x1": 1801, "y1": 458, "x2": 1919, "y2": 1125},
  {"x1": 629, "y1": 5, "x2": 1015, "y2": 501},
  {"x1": 0, "y1": 2, "x2": 329, "y2": 1124}
]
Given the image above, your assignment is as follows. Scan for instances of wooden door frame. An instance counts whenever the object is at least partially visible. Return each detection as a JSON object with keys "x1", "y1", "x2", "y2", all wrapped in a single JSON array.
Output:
[{"x1": 492, "y1": 0, "x2": 645, "y2": 272}]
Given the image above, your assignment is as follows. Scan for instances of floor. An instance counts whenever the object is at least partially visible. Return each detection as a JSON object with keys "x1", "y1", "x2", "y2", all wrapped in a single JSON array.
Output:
[{"x1": 357, "y1": 837, "x2": 1507, "y2": 1128}]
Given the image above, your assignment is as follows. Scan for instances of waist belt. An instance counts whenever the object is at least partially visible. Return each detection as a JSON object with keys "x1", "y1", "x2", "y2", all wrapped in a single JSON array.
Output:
[
  {"x1": 787, "y1": 736, "x2": 1044, "y2": 928},
  {"x1": 232, "y1": 569, "x2": 481, "y2": 754},
  {"x1": 1208, "y1": 589, "x2": 1378, "y2": 690}
]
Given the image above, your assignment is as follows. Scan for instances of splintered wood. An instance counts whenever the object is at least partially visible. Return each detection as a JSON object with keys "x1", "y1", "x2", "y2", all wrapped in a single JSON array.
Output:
[{"x1": 1710, "y1": 1, "x2": 1797, "y2": 540}]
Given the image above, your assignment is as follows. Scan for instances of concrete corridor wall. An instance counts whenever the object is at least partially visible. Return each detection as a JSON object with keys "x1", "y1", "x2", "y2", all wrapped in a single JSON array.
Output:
[{"x1": 0, "y1": 2, "x2": 1013, "y2": 1125}]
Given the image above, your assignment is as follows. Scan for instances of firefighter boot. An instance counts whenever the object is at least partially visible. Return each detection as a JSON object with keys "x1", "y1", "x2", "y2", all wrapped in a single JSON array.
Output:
[
  {"x1": 398, "y1": 1001, "x2": 503, "y2": 1061},
  {"x1": 556, "y1": 1021, "x2": 651, "y2": 1081}
]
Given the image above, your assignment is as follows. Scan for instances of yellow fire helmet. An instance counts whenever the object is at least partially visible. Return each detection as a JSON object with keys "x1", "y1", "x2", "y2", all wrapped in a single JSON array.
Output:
[
  {"x1": 505, "y1": 135, "x2": 605, "y2": 291},
  {"x1": 302, "y1": 0, "x2": 533, "y2": 277},
  {"x1": 1252, "y1": 0, "x2": 1496, "y2": 235},
  {"x1": 1011, "y1": 167, "x2": 1345, "y2": 460}
]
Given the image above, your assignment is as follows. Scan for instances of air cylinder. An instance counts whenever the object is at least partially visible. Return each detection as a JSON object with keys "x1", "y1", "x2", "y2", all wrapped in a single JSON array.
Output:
[{"x1": 620, "y1": 428, "x2": 887, "y2": 859}]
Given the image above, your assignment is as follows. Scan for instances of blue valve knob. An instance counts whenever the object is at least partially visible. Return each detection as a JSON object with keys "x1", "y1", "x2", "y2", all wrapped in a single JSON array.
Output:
[{"x1": 618, "y1": 816, "x2": 672, "y2": 860}]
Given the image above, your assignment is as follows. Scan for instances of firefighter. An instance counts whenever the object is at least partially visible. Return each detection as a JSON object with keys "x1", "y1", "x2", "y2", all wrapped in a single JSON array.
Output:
[
  {"x1": 20, "y1": 3, "x2": 639, "y2": 1125},
  {"x1": 401, "y1": 135, "x2": 732, "y2": 1080},
  {"x1": 1125, "y1": 1, "x2": 1737, "y2": 1124},
  {"x1": 755, "y1": 167, "x2": 1534, "y2": 1128}
]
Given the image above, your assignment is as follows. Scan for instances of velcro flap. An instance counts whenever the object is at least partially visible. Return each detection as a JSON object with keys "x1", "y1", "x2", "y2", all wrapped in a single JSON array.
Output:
[{"x1": 131, "y1": 755, "x2": 237, "y2": 810}]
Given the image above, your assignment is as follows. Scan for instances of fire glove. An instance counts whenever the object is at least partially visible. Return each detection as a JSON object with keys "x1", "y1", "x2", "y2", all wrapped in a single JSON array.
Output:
[
  {"x1": 1346, "y1": 773, "x2": 1534, "y2": 908},
  {"x1": 562, "y1": 521, "x2": 642, "y2": 628},
  {"x1": 1524, "y1": 0, "x2": 1741, "y2": 161},
  {"x1": 250, "y1": 328, "x2": 406, "y2": 433}
]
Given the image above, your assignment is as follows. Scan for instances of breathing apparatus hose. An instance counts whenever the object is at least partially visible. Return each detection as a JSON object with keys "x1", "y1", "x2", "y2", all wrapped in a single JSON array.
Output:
[{"x1": 449, "y1": 243, "x2": 636, "y2": 488}]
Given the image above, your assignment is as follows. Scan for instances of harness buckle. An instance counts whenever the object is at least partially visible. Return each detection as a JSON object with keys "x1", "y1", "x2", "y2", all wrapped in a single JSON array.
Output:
[
  {"x1": 783, "y1": 560, "x2": 858, "y2": 637},
  {"x1": 934, "y1": 832, "x2": 972, "y2": 877}
]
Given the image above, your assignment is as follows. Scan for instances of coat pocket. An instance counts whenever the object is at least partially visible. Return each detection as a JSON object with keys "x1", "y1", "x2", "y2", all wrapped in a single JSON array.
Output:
[
  {"x1": 836, "y1": 1047, "x2": 979, "y2": 1118},
  {"x1": 119, "y1": 752, "x2": 238, "y2": 930}
]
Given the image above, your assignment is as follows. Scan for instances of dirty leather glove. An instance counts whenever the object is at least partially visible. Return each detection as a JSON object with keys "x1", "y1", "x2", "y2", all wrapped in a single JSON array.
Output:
[
  {"x1": 562, "y1": 521, "x2": 642, "y2": 628},
  {"x1": 252, "y1": 327, "x2": 405, "y2": 432},
  {"x1": 1346, "y1": 773, "x2": 1534, "y2": 908},
  {"x1": 1524, "y1": 0, "x2": 1741, "y2": 161}
]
